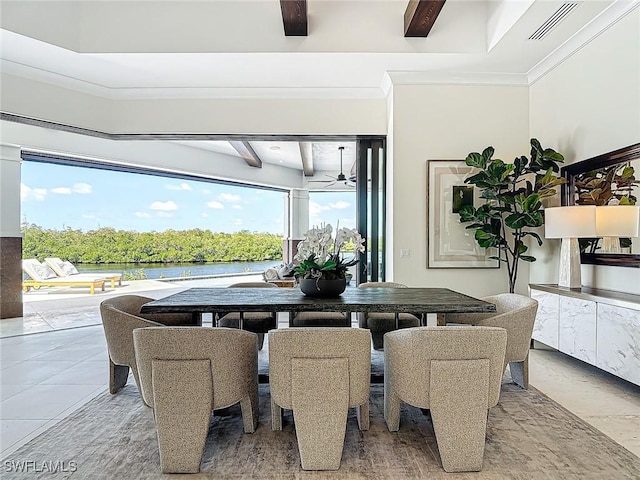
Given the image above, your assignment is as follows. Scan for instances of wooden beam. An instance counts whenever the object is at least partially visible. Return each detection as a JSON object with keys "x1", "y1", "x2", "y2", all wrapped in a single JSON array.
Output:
[
  {"x1": 229, "y1": 141, "x2": 262, "y2": 168},
  {"x1": 404, "y1": 0, "x2": 447, "y2": 37},
  {"x1": 299, "y1": 142, "x2": 314, "y2": 177},
  {"x1": 280, "y1": 0, "x2": 307, "y2": 36}
]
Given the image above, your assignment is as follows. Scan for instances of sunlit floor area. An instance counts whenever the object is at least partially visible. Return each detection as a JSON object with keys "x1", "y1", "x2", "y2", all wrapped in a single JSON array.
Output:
[{"x1": 1, "y1": 284, "x2": 639, "y2": 462}]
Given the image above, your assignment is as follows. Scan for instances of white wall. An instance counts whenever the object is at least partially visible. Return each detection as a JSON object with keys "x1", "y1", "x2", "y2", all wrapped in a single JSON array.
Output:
[
  {"x1": 390, "y1": 83, "x2": 529, "y2": 297},
  {"x1": 529, "y1": 8, "x2": 640, "y2": 295}
]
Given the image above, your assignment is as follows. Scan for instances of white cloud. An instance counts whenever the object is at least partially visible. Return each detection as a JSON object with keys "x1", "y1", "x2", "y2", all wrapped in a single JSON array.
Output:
[
  {"x1": 232, "y1": 205, "x2": 243, "y2": 210},
  {"x1": 309, "y1": 202, "x2": 330, "y2": 215},
  {"x1": 166, "y1": 182, "x2": 192, "y2": 191},
  {"x1": 73, "y1": 183, "x2": 92, "y2": 194},
  {"x1": 329, "y1": 201, "x2": 351, "y2": 210},
  {"x1": 157, "y1": 211, "x2": 174, "y2": 218},
  {"x1": 206, "y1": 201, "x2": 224, "y2": 209},
  {"x1": 51, "y1": 183, "x2": 92, "y2": 195},
  {"x1": 135, "y1": 212, "x2": 151, "y2": 218},
  {"x1": 21, "y1": 183, "x2": 47, "y2": 201},
  {"x1": 219, "y1": 193, "x2": 241, "y2": 202},
  {"x1": 150, "y1": 200, "x2": 178, "y2": 211}
]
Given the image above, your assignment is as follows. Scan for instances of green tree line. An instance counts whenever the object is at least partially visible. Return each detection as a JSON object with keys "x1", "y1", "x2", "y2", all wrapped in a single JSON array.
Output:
[{"x1": 22, "y1": 224, "x2": 283, "y2": 264}]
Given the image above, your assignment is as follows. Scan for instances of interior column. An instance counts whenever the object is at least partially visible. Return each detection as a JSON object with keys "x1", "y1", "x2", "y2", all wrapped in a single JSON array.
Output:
[{"x1": 0, "y1": 144, "x2": 23, "y2": 319}]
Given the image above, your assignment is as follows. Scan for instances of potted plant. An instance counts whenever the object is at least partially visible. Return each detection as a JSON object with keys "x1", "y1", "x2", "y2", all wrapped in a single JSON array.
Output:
[
  {"x1": 294, "y1": 223, "x2": 365, "y2": 297},
  {"x1": 458, "y1": 138, "x2": 566, "y2": 293}
]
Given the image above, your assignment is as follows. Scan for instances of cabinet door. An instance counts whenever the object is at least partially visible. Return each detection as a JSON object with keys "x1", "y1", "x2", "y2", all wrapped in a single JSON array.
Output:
[
  {"x1": 559, "y1": 296, "x2": 596, "y2": 364},
  {"x1": 531, "y1": 290, "x2": 559, "y2": 349},
  {"x1": 597, "y1": 304, "x2": 640, "y2": 386}
]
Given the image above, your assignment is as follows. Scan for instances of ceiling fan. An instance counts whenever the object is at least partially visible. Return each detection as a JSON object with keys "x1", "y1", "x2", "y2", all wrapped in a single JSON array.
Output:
[{"x1": 308, "y1": 146, "x2": 356, "y2": 188}]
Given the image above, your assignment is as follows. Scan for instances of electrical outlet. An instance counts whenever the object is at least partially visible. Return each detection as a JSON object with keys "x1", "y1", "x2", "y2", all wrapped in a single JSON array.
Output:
[{"x1": 400, "y1": 249, "x2": 410, "y2": 257}]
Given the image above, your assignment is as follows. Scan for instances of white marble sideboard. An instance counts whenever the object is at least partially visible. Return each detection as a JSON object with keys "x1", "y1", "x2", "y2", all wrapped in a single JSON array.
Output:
[{"x1": 529, "y1": 284, "x2": 640, "y2": 386}]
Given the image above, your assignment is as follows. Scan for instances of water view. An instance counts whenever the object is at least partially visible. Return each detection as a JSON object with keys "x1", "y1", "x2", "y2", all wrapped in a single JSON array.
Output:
[{"x1": 77, "y1": 260, "x2": 281, "y2": 280}]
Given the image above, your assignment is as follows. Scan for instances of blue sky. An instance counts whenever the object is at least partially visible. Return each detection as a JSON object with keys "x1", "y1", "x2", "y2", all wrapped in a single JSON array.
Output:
[{"x1": 21, "y1": 162, "x2": 356, "y2": 234}]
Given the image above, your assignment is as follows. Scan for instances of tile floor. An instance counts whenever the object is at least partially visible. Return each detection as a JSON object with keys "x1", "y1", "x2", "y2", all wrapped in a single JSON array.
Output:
[{"x1": 0, "y1": 284, "x2": 639, "y2": 462}]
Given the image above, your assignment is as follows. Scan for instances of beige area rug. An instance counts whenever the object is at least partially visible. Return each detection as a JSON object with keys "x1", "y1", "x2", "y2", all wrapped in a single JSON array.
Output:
[{"x1": 3, "y1": 378, "x2": 639, "y2": 480}]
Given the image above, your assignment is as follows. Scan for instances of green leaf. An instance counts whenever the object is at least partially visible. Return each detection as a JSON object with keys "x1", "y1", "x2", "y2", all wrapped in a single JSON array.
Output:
[
  {"x1": 466, "y1": 152, "x2": 486, "y2": 169},
  {"x1": 522, "y1": 231, "x2": 544, "y2": 246},
  {"x1": 520, "y1": 255, "x2": 537, "y2": 262}
]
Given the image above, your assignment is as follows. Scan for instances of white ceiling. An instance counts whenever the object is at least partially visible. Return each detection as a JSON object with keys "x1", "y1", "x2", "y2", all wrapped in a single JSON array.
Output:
[{"x1": 0, "y1": 0, "x2": 631, "y2": 180}]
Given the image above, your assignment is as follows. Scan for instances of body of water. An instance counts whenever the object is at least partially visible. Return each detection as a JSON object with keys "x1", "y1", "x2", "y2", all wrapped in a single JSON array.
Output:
[{"x1": 77, "y1": 260, "x2": 282, "y2": 280}]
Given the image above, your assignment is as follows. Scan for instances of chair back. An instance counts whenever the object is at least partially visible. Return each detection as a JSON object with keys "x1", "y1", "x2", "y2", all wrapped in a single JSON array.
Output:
[
  {"x1": 228, "y1": 282, "x2": 278, "y2": 288},
  {"x1": 385, "y1": 326, "x2": 506, "y2": 408},
  {"x1": 269, "y1": 327, "x2": 371, "y2": 409},
  {"x1": 358, "y1": 282, "x2": 408, "y2": 289},
  {"x1": 478, "y1": 294, "x2": 538, "y2": 364},
  {"x1": 133, "y1": 327, "x2": 258, "y2": 409},
  {"x1": 22, "y1": 259, "x2": 56, "y2": 281}
]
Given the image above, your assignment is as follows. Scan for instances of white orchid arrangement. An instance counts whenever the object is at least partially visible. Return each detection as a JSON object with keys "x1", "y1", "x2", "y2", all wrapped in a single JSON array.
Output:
[{"x1": 294, "y1": 223, "x2": 365, "y2": 280}]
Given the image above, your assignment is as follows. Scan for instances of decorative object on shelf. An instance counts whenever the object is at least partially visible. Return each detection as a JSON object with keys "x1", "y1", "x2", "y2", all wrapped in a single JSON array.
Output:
[
  {"x1": 595, "y1": 205, "x2": 640, "y2": 253},
  {"x1": 427, "y1": 160, "x2": 500, "y2": 269},
  {"x1": 294, "y1": 223, "x2": 365, "y2": 297},
  {"x1": 544, "y1": 206, "x2": 597, "y2": 289},
  {"x1": 457, "y1": 138, "x2": 566, "y2": 292}
]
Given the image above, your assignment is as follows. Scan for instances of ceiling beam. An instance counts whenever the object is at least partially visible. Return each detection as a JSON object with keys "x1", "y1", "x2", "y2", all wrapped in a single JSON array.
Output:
[
  {"x1": 280, "y1": 0, "x2": 308, "y2": 36},
  {"x1": 299, "y1": 142, "x2": 314, "y2": 176},
  {"x1": 229, "y1": 141, "x2": 262, "y2": 168},
  {"x1": 404, "y1": 0, "x2": 447, "y2": 37}
]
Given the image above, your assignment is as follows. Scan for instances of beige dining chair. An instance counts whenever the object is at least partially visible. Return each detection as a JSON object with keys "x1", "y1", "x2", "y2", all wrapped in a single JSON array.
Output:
[
  {"x1": 384, "y1": 326, "x2": 507, "y2": 473},
  {"x1": 438, "y1": 293, "x2": 538, "y2": 388},
  {"x1": 133, "y1": 326, "x2": 259, "y2": 474},
  {"x1": 357, "y1": 282, "x2": 421, "y2": 349},
  {"x1": 100, "y1": 295, "x2": 200, "y2": 398},
  {"x1": 217, "y1": 281, "x2": 278, "y2": 349},
  {"x1": 269, "y1": 327, "x2": 371, "y2": 470}
]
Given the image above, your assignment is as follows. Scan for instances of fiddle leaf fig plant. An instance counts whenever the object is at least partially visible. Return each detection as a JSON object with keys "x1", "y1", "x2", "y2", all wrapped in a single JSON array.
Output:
[{"x1": 458, "y1": 138, "x2": 566, "y2": 293}]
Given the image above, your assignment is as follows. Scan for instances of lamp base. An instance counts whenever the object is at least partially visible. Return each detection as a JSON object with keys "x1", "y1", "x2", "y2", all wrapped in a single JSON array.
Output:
[
  {"x1": 600, "y1": 236, "x2": 622, "y2": 253},
  {"x1": 558, "y1": 237, "x2": 582, "y2": 289}
]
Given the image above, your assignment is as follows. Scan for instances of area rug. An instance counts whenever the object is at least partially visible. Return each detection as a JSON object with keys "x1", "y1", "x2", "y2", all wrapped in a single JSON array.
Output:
[{"x1": 3, "y1": 377, "x2": 639, "y2": 480}]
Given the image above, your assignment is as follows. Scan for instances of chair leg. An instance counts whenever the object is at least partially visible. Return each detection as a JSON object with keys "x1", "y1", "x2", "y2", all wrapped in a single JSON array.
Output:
[
  {"x1": 271, "y1": 399, "x2": 283, "y2": 431},
  {"x1": 371, "y1": 333, "x2": 385, "y2": 350},
  {"x1": 109, "y1": 359, "x2": 129, "y2": 394},
  {"x1": 257, "y1": 333, "x2": 265, "y2": 350},
  {"x1": 240, "y1": 388, "x2": 258, "y2": 433},
  {"x1": 356, "y1": 402, "x2": 370, "y2": 431},
  {"x1": 384, "y1": 383, "x2": 402, "y2": 432},
  {"x1": 510, "y1": 357, "x2": 529, "y2": 389},
  {"x1": 291, "y1": 357, "x2": 349, "y2": 470},
  {"x1": 429, "y1": 359, "x2": 490, "y2": 473},
  {"x1": 152, "y1": 359, "x2": 213, "y2": 474}
]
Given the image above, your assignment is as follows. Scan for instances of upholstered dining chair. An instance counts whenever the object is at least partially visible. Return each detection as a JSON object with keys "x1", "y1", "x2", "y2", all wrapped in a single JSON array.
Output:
[
  {"x1": 217, "y1": 281, "x2": 278, "y2": 349},
  {"x1": 100, "y1": 295, "x2": 200, "y2": 397},
  {"x1": 269, "y1": 327, "x2": 371, "y2": 471},
  {"x1": 438, "y1": 293, "x2": 538, "y2": 389},
  {"x1": 384, "y1": 326, "x2": 507, "y2": 473},
  {"x1": 356, "y1": 282, "x2": 421, "y2": 349},
  {"x1": 133, "y1": 327, "x2": 259, "y2": 474}
]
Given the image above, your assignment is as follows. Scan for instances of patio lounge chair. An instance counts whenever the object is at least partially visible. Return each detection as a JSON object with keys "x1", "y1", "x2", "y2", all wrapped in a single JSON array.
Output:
[
  {"x1": 44, "y1": 257, "x2": 122, "y2": 288},
  {"x1": 22, "y1": 259, "x2": 106, "y2": 295}
]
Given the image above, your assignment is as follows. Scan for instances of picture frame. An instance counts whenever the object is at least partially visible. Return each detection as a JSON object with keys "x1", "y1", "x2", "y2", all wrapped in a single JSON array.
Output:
[{"x1": 427, "y1": 160, "x2": 499, "y2": 268}]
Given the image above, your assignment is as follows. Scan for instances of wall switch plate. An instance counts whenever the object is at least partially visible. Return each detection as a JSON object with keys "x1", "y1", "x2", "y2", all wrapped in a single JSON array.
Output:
[{"x1": 400, "y1": 249, "x2": 410, "y2": 257}]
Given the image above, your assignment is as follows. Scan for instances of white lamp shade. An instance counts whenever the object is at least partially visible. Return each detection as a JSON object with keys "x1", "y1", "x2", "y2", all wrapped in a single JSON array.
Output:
[
  {"x1": 596, "y1": 206, "x2": 640, "y2": 237},
  {"x1": 545, "y1": 206, "x2": 597, "y2": 239}
]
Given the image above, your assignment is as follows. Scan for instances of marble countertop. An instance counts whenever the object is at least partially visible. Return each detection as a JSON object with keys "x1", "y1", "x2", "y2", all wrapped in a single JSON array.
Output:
[{"x1": 529, "y1": 284, "x2": 640, "y2": 311}]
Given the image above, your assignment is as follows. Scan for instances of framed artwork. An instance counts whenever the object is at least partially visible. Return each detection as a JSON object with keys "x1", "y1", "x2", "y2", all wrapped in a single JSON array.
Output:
[{"x1": 427, "y1": 160, "x2": 499, "y2": 268}]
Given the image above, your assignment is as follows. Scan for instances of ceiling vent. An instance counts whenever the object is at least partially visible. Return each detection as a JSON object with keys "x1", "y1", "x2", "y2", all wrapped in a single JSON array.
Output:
[{"x1": 528, "y1": 2, "x2": 580, "y2": 40}]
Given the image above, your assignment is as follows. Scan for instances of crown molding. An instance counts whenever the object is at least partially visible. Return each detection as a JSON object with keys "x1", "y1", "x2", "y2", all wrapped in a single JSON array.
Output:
[
  {"x1": 527, "y1": 0, "x2": 639, "y2": 85},
  {"x1": 386, "y1": 71, "x2": 529, "y2": 87}
]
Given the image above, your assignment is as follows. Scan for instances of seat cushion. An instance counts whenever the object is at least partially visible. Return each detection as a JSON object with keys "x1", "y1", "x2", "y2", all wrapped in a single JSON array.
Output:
[
  {"x1": 218, "y1": 312, "x2": 277, "y2": 333},
  {"x1": 365, "y1": 313, "x2": 419, "y2": 332},
  {"x1": 292, "y1": 312, "x2": 350, "y2": 327}
]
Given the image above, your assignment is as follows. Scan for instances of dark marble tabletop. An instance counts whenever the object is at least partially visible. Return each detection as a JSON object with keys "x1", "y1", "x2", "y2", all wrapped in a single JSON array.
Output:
[{"x1": 141, "y1": 287, "x2": 496, "y2": 315}]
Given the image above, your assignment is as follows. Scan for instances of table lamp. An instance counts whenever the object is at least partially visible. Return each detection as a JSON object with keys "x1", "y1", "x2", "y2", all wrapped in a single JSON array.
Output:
[
  {"x1": 544, "y1": 206, "x2": 597, "y2": 289},
  {"x1": 596, "y1": 205, "x2": 640, "y2": 253}
]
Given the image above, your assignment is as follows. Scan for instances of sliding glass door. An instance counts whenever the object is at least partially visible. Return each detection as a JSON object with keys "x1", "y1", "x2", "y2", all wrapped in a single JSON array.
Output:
[{"x1": 356, "y1": 139, "x2": 386, "y2": 284}]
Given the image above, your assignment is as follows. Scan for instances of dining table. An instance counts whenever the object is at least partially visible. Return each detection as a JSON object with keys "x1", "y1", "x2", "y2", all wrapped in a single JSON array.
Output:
[{"x1": 141, "y1": 286, "x2": 496, "y2": 327}]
